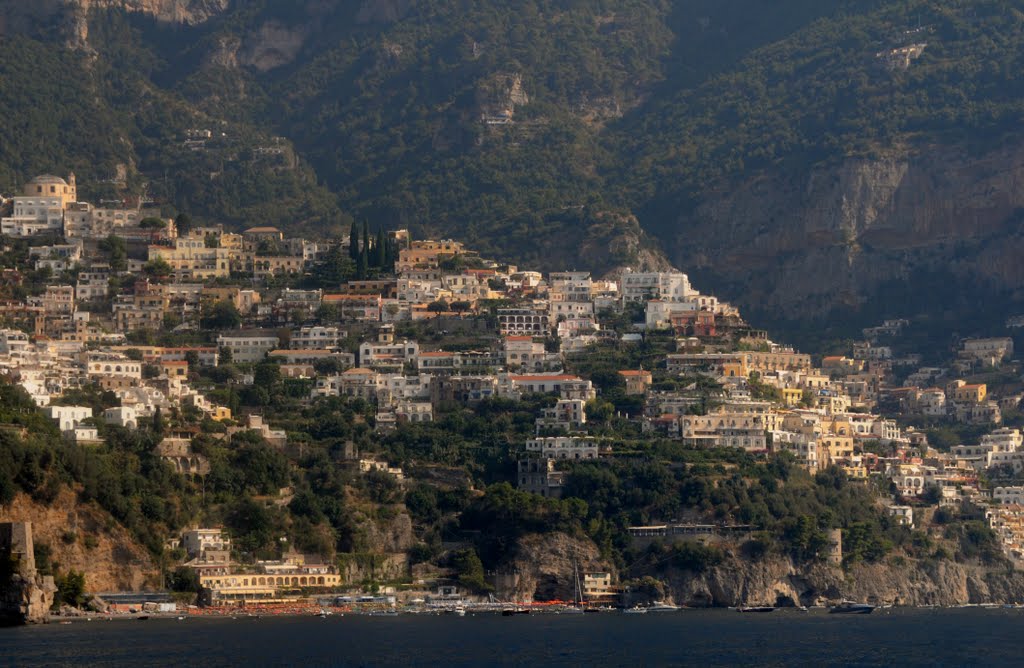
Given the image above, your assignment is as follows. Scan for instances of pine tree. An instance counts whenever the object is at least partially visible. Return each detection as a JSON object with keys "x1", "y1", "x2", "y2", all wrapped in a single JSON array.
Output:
[{"x1": 349, "y1": 221, "x2": 359, "y2": 261}]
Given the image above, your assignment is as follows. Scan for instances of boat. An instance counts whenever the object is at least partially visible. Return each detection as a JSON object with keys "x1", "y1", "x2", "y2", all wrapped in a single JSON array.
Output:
[
  {"x1": 560, "y1": 556, "x2": 586, "y2": 614},
  {"x1": 368, "y1": 609, "x2": 399, "y2": 617},
  {"x1": 136, "y1": 616, "x2": 150, "y2": 621},
  {"x1": 737, "y1": 606, "x2": 775, "y2": 613},
  {"x1": 648, "y1": 602, "x2": 681, "y2": 613},
  {"x1": 501, "y1": 608, "x2": 531, "y2": 616},
  {"x1": 622, "y1": 606, "x2": 648, "y2": 615},
  {"x1": 450, "y1": 606, "x2": 466, "y2": 617},
  {"x1": 829, "y1": 601, "x2": 875, "y2": 614}
]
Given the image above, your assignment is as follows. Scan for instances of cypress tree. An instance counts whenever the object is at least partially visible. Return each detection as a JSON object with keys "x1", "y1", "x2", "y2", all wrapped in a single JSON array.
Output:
[
  {"x1": 356, "y1": 246, "x2": 368, "y2": 280},
  {"x1": 349, "y1": 221, "x2": 359, "y2": 260},
  {"x1": 375, "y1": 229, "x2": 386, "y2": 268},
  {"x1": 362, "y1": 221, "x2": 371, "y2": 263}
]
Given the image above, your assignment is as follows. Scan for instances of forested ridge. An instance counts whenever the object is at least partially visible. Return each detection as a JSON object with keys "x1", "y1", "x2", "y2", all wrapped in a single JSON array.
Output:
[{"x1": 5, "y1": 1, "x2": 1024, "y2": 310}]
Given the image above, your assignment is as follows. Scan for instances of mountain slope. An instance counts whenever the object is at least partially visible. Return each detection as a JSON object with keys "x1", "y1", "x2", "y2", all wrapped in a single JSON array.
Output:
[{"x1": 4, "y1": 1, "x2": 1024, "y2": 326}]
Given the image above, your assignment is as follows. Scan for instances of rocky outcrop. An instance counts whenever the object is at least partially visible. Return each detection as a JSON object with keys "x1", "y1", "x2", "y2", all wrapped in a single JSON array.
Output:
[
  {"x1": 496, "y1": 532, "x2": 611, "y2": 603},
  {"x1": 239, "y1": 21, "x2": 309, "y2": 71},
  {"x1": 0, "y1": 490, "x2": 159, "y2": 593},
  {"x1": 659, "y1": 553, "x2": 1024, "y2": 608},
  {"x1": 82, "y1": 0, "x2": 228, "y2": 24},
  {"x1": 578, "y1": 211, "x2": 674, "y2": 276},
  {"x1": 337, "y1": 552, "x2": 409, "y2": 584},
  {"x1": 0, "y1": 0, "x2": 228, "y2": 47},
  {"x1": 672, "y1": 141, "x2": 1024, "y2": 321}
]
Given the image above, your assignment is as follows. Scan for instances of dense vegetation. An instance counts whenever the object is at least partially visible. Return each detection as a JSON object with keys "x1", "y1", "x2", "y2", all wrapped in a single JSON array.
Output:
[{"x1": 6, "y1": 2, "x2": 1023, "y2": 268}]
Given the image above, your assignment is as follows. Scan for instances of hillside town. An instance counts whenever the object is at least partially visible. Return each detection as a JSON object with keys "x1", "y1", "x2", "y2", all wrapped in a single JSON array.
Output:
[{"x1": 5, "y1": 173, "x2": 1024, "y2": 614}]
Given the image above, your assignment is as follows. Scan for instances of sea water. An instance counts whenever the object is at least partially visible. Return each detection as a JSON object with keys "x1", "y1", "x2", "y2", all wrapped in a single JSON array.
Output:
[{"x1": 4, "y1": 608, "x2": 1017, "y2": 667}]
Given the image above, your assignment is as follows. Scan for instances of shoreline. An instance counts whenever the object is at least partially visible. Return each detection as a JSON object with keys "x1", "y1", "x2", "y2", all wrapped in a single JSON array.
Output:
[{"x1": 44, "y1": 600, "x2": 1024, "y2": 624}]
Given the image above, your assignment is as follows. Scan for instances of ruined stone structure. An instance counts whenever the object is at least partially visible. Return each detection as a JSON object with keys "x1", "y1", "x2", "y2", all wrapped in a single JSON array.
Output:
[{"x1": 0, "y1": 522, "x2": 56, "y2": 625}]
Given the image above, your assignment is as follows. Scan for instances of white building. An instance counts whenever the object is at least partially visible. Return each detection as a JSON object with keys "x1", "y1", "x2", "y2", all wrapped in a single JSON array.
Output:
[
  {"x1": 291, "y1": 326, "x2": 345, "y2": 350},
  {"x1": 994, "y1": 487, "x2": 1024, "y2": 505},
  {"x1": 216, "y1": 332, "x2": 280, "y2": 364},
  {"x1": 1, "y1": 174, "x2": 77, "y2": 237},
  {"x1": 620, "y1": 270, "x2": 694, "y2": 304},
  {"x1": 103, "y1": 406, "x2": 139, "y2": 430},
  {"x1": 46, "y1": 405, "x2": 93, "y2": 431},
  {"x1": 525, "y1": 436, "x2": 600, "y2": 460}
]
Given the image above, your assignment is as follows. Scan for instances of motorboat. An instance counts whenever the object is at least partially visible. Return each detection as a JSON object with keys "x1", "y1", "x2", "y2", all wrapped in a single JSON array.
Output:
[
  {"x1": 622, "y1": 606, "x2": 648, "y2": 615},
  {"x1": 648, "y1": 602, "x2": 681, "y2": 613},
  {"x1": 737, "y1": 606, "x2": 775, "y2": 613},
  {"x1": 829, "y1": 601, "x2": 875, "y2": 614}
]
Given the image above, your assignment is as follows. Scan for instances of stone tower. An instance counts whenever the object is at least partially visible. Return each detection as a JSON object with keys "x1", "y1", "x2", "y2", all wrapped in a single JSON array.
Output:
[
  {"x1": 0, "y1": 522, "x2": 56, "y2": 626},
  {"x1": 827, "y1": 528, "x2": 843, "y2": 566}
]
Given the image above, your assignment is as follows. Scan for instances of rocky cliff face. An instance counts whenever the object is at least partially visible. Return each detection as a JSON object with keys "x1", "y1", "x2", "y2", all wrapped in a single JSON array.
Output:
[
  {"x1": 0, "y1": 490, "x2": 160, "y2": 593},
  {"x1": 495, "y1": 532, "x2": 611, "y2": 603},
  {"x1": 673, "y1": 141, "x2": 1024, "y2": 322},
  {"x1": 0, "y1": 0, "x2": 228, "y2": 48},
  {"x1": 662, "y1": 553, "x2": 1024, "y2": 608},
  {"x1": 0, "y1": 572, "x2": 56, "y2": 626}
]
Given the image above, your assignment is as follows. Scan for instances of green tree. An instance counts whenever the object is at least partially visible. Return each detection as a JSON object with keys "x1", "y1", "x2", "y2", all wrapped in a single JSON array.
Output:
[
  {"x1": 54, "y1": 570, "x2": 86, "y2": 609},
  {"x1": 99, "y1": 235, "x2": 127, "y2": 272},
  {"x1": 374, "y1": 229, "x2": 386, "y2": 268},
  {"x1": 144, "y1": 257, "x2": 172, "y2": 279},
  {"x1": 202, "y1": 300, "x2": 242, "y2": 330},
  {"x1": 348, "y1": 221, "x2": 359, "y2": 261},
  {"x1": 452, "y1": 548, "x2": 491, "y2": 593},
  {"x1": 174, "y1": 213, "x2": 192, "y2": 236}
]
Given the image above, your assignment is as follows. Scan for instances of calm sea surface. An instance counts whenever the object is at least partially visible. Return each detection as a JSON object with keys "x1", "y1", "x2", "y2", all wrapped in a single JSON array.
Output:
[{"x1": 4, "y1": 608, "x2": 1020, "y2": 667}]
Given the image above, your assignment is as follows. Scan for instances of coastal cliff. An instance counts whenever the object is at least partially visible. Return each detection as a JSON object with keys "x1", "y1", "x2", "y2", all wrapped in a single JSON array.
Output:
[
  {"x1": 662, "y1": 554, "x2": 1024, "y2": 608},
  {"x1": 674, "y1": 141, "x2": 1024, "y2": 323},
  {"x1": 494, "y1": 532, "x2": 610, "y2": 603},
  {"x1": 0, "y1": 490, "x2": 159, "y2": 593},
  {"x1": 0, "y1": 522, "x2": 56, "y2": 625}
]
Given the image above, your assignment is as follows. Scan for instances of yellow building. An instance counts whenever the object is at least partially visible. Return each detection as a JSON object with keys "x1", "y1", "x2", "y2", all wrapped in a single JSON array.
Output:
[
  {"x1": 744, "y1": 351, "x2": 812, "y2": 374},
  {"x1": 149, "y1": 237, "x2": 230, "y2": 279},
  {"x1": 954, "y1": 383, "x2": 987, "y2": 404},
  {"x1": 618, "y1": 370, "x2": 653, "y2": 395},
  {"x1": 23, "y1": 173, "x2": 77, "y2": 207},
  {"x1": 211, "y1": 406, "x2": 233, "y2": 422},
  {"x1": 782, "y1": 388, "x2": 804, "y2": 407},
  {"x1": 820, "y1": 435, "x2": 854, "y2": 467},
  {"x1": 396, "y1": 239, "x2": 468, "y2": 272}
]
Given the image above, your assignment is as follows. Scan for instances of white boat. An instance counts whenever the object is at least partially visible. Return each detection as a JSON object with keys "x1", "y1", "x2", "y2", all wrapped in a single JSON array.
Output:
[
  {"x1": 829, "y1": 601, "x2": 875, "y2": 614},
  {"x1": 622, "y1": 606, "x2": 648, "y2": 615},
  {"x1": 648, "y1": 602, "x2": 681, "y2": 613},
  {"x1": 451, "y1": 606, "x2": 466, "y2": 617}
]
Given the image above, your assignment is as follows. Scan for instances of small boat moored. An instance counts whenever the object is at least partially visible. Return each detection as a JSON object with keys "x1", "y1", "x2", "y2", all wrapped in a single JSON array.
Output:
[
  {"x1": 622, "y1": 606, "x2": 648, "y2": 615},
  {"x1": 737, "y1": 606, "x2": 775, "y2": 613}
]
